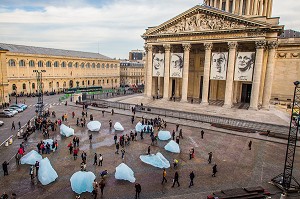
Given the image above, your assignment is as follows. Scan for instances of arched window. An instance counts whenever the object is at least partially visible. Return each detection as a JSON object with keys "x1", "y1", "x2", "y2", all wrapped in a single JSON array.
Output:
[
  {"x1": 110, "y1": 64, "x2": 113, "y2": 68},
  {"x1": 19, "y1": 60, "x2": 26, "y2": 67},
  {"x1": 8, "y1": 59, "x2": 16, "y2": 67},
  {"x1": 106, "y1": 64, "x2": 109, "y2": 68},
  {"x1": 92, "y1": 63, "x2": 95, "y2": 68},
  {"x1": 81, "y1": 63, "x2": 85, "y2": 68},
  {"x1": 98, "y1": 80, "x2": 101, "y2": 85},
  {"x1": 87, "y1": 80, "x2": 90, "y2": 85},
  {"x1": 82, "y1": 81, "x2": 85, "y2": 86},
  {"x1": 29, "y1": 60, "x2": 35, "y2": 67},
  {"x1": 97, "y1": 63, "x2": 100, "y2": 68},
  {"x1": 22, "y1": 83, "x2": 26, "y2": 90},
  {"x1": 114, "y1": 64, "x2": 118, "y2": 68},
  {"x1": 38, "y1": 61, "x2": 43, "y2": 67},
  {"x1": 63, "y1": 81, "x2": 66, "y2": 88},
  {"x1": 107, "y1": 79, "x2": 109, "y2": 83},
  {"x1": 102, "y1": 79, "x2": 105, "y2": 84},
  {"x1": 115, "y1": 79, "x2": 117, "y2": 83},
  {"x1": 75, "y1": 62, "x2": 79, "y2": 68},
  {"x1": 32, "y1": 83, "x2": 35, "y2": 89},
  {"x1": 56, "y1": 82, "x2": 59, "y2": 88},
  {"x1": 12, "y1": 84, "x2": 16, "y2": 90},
  {"x1": 46, "y1": 61, "x2": 52, "y2": 67},
  {"x1": 92, "y1": 80, "x2": 95, "y2": 85},
  {"x1": 102, "y1": 63, "x2": 105, "y2": 68},
  {"x1": 54, "y1": 61, "x2": 59, "y2": 67},
  {"x1": 86, "y1": 63, "x2": 90, "y2": 68},
  {"x1": 68, "y1": 62, "x2": 73, "y2": 68},
  {"x1": 61, "y1": 62, "x2": 66, "y2": 68},
  {"x1": 49, "y1": 82, "x2": 52, "y2": 88}
]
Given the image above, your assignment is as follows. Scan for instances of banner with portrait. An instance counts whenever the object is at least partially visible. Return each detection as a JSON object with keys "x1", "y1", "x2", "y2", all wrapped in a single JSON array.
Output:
[
  {"x1": 234, "y1": 52, "x2": 255, "y2": 81},
  {"x1": 210, "y1": 52, "x2": 228, "y2": 80},
  {"x1": 170, "y1": 53, "x2": 184, "y2": 78},
  {"x1": 152, "y1": 53, "x2": 165, "y2": 77}
]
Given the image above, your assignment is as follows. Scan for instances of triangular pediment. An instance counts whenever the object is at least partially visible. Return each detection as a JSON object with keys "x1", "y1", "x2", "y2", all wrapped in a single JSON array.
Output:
[{"x1": 143, "y1": 5, "x2": 275, "y2": 37}]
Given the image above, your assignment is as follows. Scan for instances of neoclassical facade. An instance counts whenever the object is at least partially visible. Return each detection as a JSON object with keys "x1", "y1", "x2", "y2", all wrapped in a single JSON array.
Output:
[
  {"x1": 0, "y1": 43, "x2": 120, "y2": 103},
  {"x1": 142, "y1": 1, "x2": 300, "y2": 110},
  {"x1": 120, "y1": 60, "x2": 145, "y2": 86}
]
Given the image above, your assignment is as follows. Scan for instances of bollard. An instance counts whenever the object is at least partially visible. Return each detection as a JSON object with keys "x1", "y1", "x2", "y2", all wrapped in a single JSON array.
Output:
[
  {"x1": 5, "y1": 141, "x2": 8, "y2": 147},
  {"x1": 9, "y1": 137, "x2": 13, "y2": 145},
  {"x1": 280, "y1": 193, "x2": 286, "y2": 199}
]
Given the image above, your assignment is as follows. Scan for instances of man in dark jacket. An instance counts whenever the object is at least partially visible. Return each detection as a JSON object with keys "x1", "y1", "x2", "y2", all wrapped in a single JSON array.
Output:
[
  {"x1": 2, "y1": 161, "x2": 9, "y2": 176},
  {"x1": 189, "y1": 171, "x2": 195, "y2": 187},
  {"x1": 212, "y1": 164, "x2": 217, "y2": 177},
  {"x1": 172, "y1": 171, "x2": 180, "y2": 187},
  {"x1": 135, "y1": 183, "x2": 141, "y2": 199}
]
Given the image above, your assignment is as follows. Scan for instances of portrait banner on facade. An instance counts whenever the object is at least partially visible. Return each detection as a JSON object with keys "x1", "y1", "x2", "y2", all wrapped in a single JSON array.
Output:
[
  {"x1": 210, "y1": 52, "x2": 228, "y2": 80},
  {"x1": 170, "y1": 53, "x2": 184, "y2": 78},
  {"x1": 234, "y1": 52, "x2": 255, "y2": 81},
  {"x1": 152, "y1": 53, "x2": 165, "y2": 77}
]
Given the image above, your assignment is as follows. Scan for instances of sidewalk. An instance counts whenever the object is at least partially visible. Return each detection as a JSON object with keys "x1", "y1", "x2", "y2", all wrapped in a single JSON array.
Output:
[{"x1": 69, "y1": 102, "x2": 299, "y2": 147}]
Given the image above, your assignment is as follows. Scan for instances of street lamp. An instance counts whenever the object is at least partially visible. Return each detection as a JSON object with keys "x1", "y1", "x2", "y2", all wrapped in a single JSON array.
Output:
[{"x1": 15, "y1": 86, "x2": 17, "y2": 104}]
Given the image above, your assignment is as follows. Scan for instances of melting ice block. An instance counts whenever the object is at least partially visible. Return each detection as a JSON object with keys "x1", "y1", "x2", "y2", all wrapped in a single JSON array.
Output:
[
  {"x1": 38, "y1": 157, "x2": 58, "y2": 185},
  {"x1": 60, "y1": 124, "x2": 74, "y2": 137},
  {"x1": 135, "y1": 122, "x2": 143, "y2": 132},
  {"x1": 20, "y1": 150, "x2": 42, "y2": 165},
  {"x1": 115, "y1": 163, "x2": 135, "y2": 183},
  {"x1": 158, "y1": 131, "x2": 171, "y2": 140},
  {"x1": 114, "y1": 122, "x2": 124, "y2": 131},
  {"x1": 140, "y1": 152, "x2": 170, "y2": 168},
  {"x1": 164, "y1": 140, "x2": 180, "y2": 153},
  {"x1": 87, "y1": 121, "x2": 101, "y2": 131},
  {"x1": 70, "y1": 171, "x2": 96, "y2": 194}
]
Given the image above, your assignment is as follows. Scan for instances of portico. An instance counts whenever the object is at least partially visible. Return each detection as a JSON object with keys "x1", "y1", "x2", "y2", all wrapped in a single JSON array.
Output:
[{"x1": 142, "y1": 4, "x2": 282, "y2": 110}]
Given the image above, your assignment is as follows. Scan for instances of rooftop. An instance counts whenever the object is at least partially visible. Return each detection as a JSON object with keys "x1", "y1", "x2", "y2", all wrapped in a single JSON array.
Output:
[
  {"x1": 279, "y1": 29, "x2": 300, "y2": 39},
  {"x1": 0, "y1": 43, "x2": 113, "y2": 60}
]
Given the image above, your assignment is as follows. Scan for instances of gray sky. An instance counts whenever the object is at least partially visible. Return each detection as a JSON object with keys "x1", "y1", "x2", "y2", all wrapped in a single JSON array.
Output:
[{"x1": 0, "y1": 0, "x2": 298, "y2": 59}]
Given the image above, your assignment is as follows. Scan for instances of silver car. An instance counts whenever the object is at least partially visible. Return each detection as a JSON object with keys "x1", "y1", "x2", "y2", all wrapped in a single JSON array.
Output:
[
  {"x1": 4, "y1": 108, "x2": 18, "y2": 116},
  {"x1": 0, "y1": 111, "x2": 14, "y2": 118}
]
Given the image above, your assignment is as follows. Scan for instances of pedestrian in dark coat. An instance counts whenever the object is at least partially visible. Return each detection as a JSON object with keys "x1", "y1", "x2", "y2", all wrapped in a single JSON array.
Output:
[
  {"x1": 208, "y1": 152, "x2": 212, "y2": 164},
  {"x1": 172, "y1": 130, "x2": 175, "y2": 140},
  {"x1": 172, "y1": 171, "x2": 180, "y2": 187},
  {"x1": 135, "y1": 183, "x2": 141, "y2": 199},
  {"x1": 147, "y1": 146, "x2": 151, "y2": 155},
  {"x1": 99, "y1": 179, "x2": 105, "y2": 196},
  {"x1": 93, "y1": 153, "x2": 97, "y2": 165},
  {"x1": 212, "y1": 164, "x2": 217, "y2": 177},
  {"x1": 189, "y1": 171, "x2": 195, "y2": 187},
  {"x1": 2, "y1": 161, "x2": 9, "y2": 176},
  {"x1": 201, "y1": 130, "x2": 204, "y2": 139},
  {"x1": 248, "y1": 140, "x2": 252, "y2": 150},
  {"x1": 115, "y1": 142, "x2": 120, "y2": 154}
]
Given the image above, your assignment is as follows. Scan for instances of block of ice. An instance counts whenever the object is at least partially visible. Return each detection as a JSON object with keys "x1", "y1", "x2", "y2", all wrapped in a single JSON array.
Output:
[
  {"x1": 87, "y1": 121, "x2": 101, "y2": 131},
  {"x1": 115, "y1": 163, "x2": 135, "y2": 183},
  {"x1": 20, "y1": 150, "x2": 42, "y2": 165},
  {"x1": 70, "y1": 171, "x2": 96, "y2": 194},
  {"x1": 158, "y1": 131, "x2": 171, "y2": 140},
  {"x1": 164, "y1": 140, "x2": 180, "y2": 153},
  {"x1": 43, "y1": 139, "x2": 54, "y2": 149},
  {"x1": 140, "y1": 152, "x2": 170, "y2": 168},
  {"x1": 38, "y1": 157, "x2": 58, "y2": 185},
  {"x1": 114, "y1": 122, "x2": 124, "y2": 131},
  {"x1": 135, "y1": 122, "x2": 143, "y2": 132},
  {"x1": 60, "y1": 124, "x2": 74, "y2": 137}
]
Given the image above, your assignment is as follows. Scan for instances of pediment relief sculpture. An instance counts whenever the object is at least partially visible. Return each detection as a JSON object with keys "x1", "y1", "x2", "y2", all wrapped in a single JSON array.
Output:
[{"x1": 154, "y1": 13, "x2": 250, "y2": 35}]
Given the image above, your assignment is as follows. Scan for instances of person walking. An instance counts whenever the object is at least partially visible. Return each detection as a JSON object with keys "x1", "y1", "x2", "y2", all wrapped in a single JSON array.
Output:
[
  {"x1": 161, "y1": 169, "x2": 167, "y2": 184},
  {"x1": 248, "y1": 140, "x2": 252, "y2": 150},
  {"x1": 131, "y1": 116, "x2": 134, "y2": 124},
  {"x1": 114, "y1": 134, "x2": 117, "y2": 144},
  {"x1": 147, "y1": 146, "x2": 151, "y2": 155},
  {"x1": 18, "y1": 121, "x2": 21, "y2": 129},
  {"x1": 93, "y1": 153, "x2": 97, "y2": 165},
  {"x1": 201, "y1": 130, "x2": 204, "y2": 139},
  {"x1": 208, "y1": 152, "x2": 212, "y2": 164},
  {"x1": 109, "y1": 120, "x2": 112, "y2": 128},
  {"x1": 172, "y1": 171, "x2": 180, "y2": 187},
  {"x1": 2, "y1": 161, "x2": 9, "y2": 176},
  {"x1": 179, "y1": 129, "x2": 183, "y2": 139},
  {"x1": 135, "y1": 183, "x2": 141, "y2": 199},
  {"x1": 115, "y1": 142, "x2": 120, "y2": 154},
  {"x1": 15, "y1": 153, "x2": 21, "y2": 165},
  {"x1": 189, "y1": 171, "x2": 195, "y2": 188},
  {"x1": 102, "y1": 110, "x2": 105, "y2": 117},
  {"x1": 73, "y1": 148, "x2": 78, "y2": 160},
  {"x1": 172, "y1": 130, "x2": 175, "y2": 140},
  {"x1": 98, "y1": 154, "x2": 103, "y2": 166},
  {"x1": 81, "y1": 151, "x2": 87, "y2": 163},
  {"x1": 35, "y1": 161, "x2": 39, "y2": 176},
  {"x1": 189, "y1": 148, "x2": 193, "y2": 160},
  {"x1": 121, "y1": 148, "x2": 125, "y2": 159},
  {"x1": 111, "y1": 109, "x2": 114, "y2": 115},
  {"x1": 11, "y1": 121, "x2": 15, "y2": 130},
  {"x1": 212, "y1": 164, "x2": 217, "y2": 177},
  {"x1": 30, "y1": 165, "x2": 34, "y2": 180},
  {"x1": 99, "y1": 179, "x2": 106, "y2": 196},
  {"x1": 89, "y1": 134, "x2": 93, "y2": 143},
  {"x1": 92, "y1": 179, "x2": 98, "y2": 199},
  {"x1": 72, "y1": 112, "x2": 75, "y2": 119},
  {"x1": 176, "y1": 124, "x2": 179, "y2": 131}
]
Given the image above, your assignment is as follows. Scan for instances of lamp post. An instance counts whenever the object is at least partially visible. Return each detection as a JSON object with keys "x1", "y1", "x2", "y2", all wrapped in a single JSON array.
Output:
[
  {"x1": 15, "y1": 86, "x2": 17, "y2": 104},
  {"x1": 29, "y1": 81, "x2": 31, "y2": 94}
]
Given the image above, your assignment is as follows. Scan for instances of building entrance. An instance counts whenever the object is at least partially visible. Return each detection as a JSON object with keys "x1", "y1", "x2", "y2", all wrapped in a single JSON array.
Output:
[{"x1": 241, "y1": 84, "x2": 252, "y2": 103}]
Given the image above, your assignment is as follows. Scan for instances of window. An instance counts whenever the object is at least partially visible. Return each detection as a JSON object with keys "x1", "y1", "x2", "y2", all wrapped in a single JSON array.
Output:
[
  {"x1": 102, "y1": 63, "x2": 105, "y2": 68},
  {"x1": 115, "y1": 79, "x2": 117, "y2": 83},
  {"x1": 81, "y1": 63, "x2": 85, "y2": 68},
  {"x1": 110, "y1": 64, "x2": 113, "y2": 68},
  {"x1": 8, "y1": 59, "x2": 16, "y2": 67},
  {"x1": 82, "y1": 81, "x2": 85, "y2": 86},
  {"x1": 114, "y1": 64, "x2": 118, "y2": 68},
  {"x1": 32, "y1": 83, "x2": 35, "y2": 89},
  {"x1": 102, "y1": 79, "x2": 104, "y2": 84},
  {"x1": 86, "y1": 63, "x2": 90, "y2": 68},
  {"x1": 106, "y1": 64, "x2": 109, "y2": 68},
  {"x1": 92, "y1": 63, "x2": 95, "y2": 68},
  {"x1": 46, "y1": 61, "x2": 52, "y2": 67},
  {"x1": 54, "y1": 61, "x2": 59, "y2": 67},
  {"x1": 107, "y1": 79, "x2": 109, "y2": 84},
  {"x1": 19, "y1": 60, "x2": 26, "y2": 67},
  {"x1": 63, "y1": 81, "x2": 66, "y2": 88},
  {"x1": 12, "y1": 84, "x2": 16, "y2": 90},
  {"x1": 75, "y1": 62, "x2": 79, "y2": 68},
  {"x1": 29, "y1": 60, "x2": 35, "y2": 67},
  {"x1": 97, "y1": 63, "x2": 100, "y2": 68},
  {"x1": 56, "y1": 82, "x2": 59, "y2": 88},
  {"x1": 61, "y1": 62, "x2": 66, "y2": 68},
  {"x1": 49, "y1": 82, "x2": 52, "y2": 88},
  {"x1": 88, "y1": 80, "x2": 90, "y2": 85},
  {"x1": 22, "y1": 83, "x2": 26, "y2": 90},
  {"x1": 98, "y1": 80, "x2": 101, "y2": 85},
  {"x1": 92, "y1": 80, "x2": 95, "y2": 85},
  {"x1": 38, "y1": 61, "x2": 43, "y2": 67},
  {"x1": 68, "y1": 62, "x2": 73, "y2": 68}
]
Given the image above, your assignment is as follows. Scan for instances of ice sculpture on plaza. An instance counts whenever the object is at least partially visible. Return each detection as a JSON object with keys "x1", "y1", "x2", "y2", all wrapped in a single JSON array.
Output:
[
  {"x1": 20, "y1": 150, "x2": 42, "y2": 165},
  {"x1": 164, "y1": 140, "x2": 180, "y2": 153},
  {"x1": 140, "y1": 152, "x2": 170, "y2": 168},
  {"x1": 114, "y1": 122, "x2": 124, "y2": 131},
  {"x1": 87, "y1": 121, "x2": 101, "y2": 131},
  {"x1": 115, "y1": 163, "x2": 135, "y2": 183},
  {"x1": 158, "y1": 130, "x2": 171, "y2": 140},
  {"x1": 38, "y1": 157, "x2": 58, "y2": 185},
  {"x1": 43, "y1": 139, "x2": 54, "y2": 149},
  {"x1": 60, "y1": 124, "x2": 74, "y2": 137},
  {"x1": 70, "y1": 171, "x2": 96, "y2": 194},
  {"x1": 135, "y1": 122, "x2": 143, "y2": 132}
]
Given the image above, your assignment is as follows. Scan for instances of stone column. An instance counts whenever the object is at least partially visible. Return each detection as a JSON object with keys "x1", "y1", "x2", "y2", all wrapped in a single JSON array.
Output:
[
  {"x1": 219, "y1": 0, "x2": 222, "y2": 10},
  {"x1": 259, "y1": 0, "x2": 263, "y2": 15},
  {"x1": 246, "y1": 0, "x2": 251, "y2": 15},
  {"x1": 267, "y1": 0, "x2": 273, "y2": 17},
  {"x1": 145, "y1": 44, "x2": 153, "y2": 97},
  {"x1": 249, "y1": 40, "x2": 266, "y2": 110},
  {"x1": 223, "y1": 42, "x2": 238, "y2": 108},
  {"x1": 232, "y1": 0, "x2": 236, "y2": 13},
  {"x1": 226, "y1": 0, "x2": 229, "y2": 11},
  {"x1": 262, "y1": 41, "x2": 278, "y2": 110},
  {"x1": 253, "y1": 0, "x2": 258, "y2": 15},
  {"x1": 181, "y1": 43, "x2": 192, "y2": 102},
  {"x1": 239, "y1": 0, "x2": 244, "y2": 15},
  {"x1": 214, "y1": 0, "x2": 217, "y2": 7},
  {"x1": 163, "y1": 44, "x2": 171, "y2": 100},
  {"x1": 201, "y1": 43, "x2": 213, "y2": 105}
]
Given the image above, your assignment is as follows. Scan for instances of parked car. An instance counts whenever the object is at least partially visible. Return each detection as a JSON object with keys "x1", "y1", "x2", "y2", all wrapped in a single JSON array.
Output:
[
  {"x1": 3, "y1": 109, "x2": 18, "y2": 116},
  {"x1": 0, "y1": 111, "x2": 14, "y2": 117},
  {"x1": 17, "y1": 103, "x2": 28, "y2": 110},
  {"x1": 0, "y1": 121, "x2": 4, "y2": 126},
  {"x1": 9, "y1": 106, "x2": 23, "y2": 113},
  {"x1": 10, "y1": 104, "x2": 24, "y2": 111}
]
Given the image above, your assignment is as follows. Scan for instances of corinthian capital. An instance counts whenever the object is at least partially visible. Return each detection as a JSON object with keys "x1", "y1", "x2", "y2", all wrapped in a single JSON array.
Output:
[
  {"x1": 163, "y1": 44, "x2": 171, "y2": 52},
  {"x1": 182, "y1": 43, "x2": 192, "y2": 51},
  {"x1": 144, "y1": 44, "x2": 153, "y2": 52},
  {"x1": 228, "y1": 42, "x2": 238, "y2": 49},
  {"x1": 268, "y1": 41, "x2": 278, "y2": 49},
  {"x1": 204, "y1": 43, "x2": 213, "y2": 50},
  {"x1": 255, "y1": 40, "x2": 266, "y2": 49}
]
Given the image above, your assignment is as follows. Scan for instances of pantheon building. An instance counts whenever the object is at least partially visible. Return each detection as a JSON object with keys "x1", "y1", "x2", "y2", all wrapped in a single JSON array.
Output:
[{"x1": 142, "y1": 0, "x2": 300, "y2": 110}]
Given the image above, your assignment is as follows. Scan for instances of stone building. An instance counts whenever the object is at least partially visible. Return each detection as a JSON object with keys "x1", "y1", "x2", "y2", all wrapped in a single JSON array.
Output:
[
  {"x1": 0, "y1": 43, "x2": 120, "y2": 103},
  {"x1": 120, "y1": 60, "x2": 145, "y2": 86},
  {"x1": 142, "y1": 0, "x2": 300, "y2": 110}
]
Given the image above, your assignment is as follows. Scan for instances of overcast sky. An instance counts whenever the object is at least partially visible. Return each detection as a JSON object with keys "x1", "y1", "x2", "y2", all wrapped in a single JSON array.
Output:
[{"x1": 0, "y1": 0, "x2": 298, "y2": 59}]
